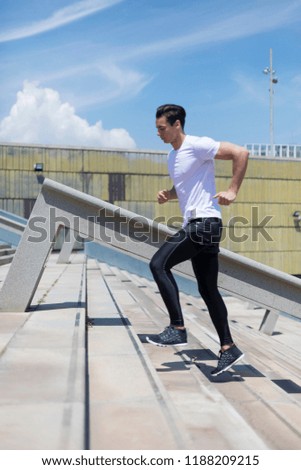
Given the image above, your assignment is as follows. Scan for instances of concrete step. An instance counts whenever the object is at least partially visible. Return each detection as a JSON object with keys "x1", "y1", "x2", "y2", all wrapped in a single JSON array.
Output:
[
  {"x1": 0, "y1": 243, "x2": 12, "y2": 250},
  {"x1": 0, "y1": 244, "x2": 16, "y2": 266},
  {"x1": 0, "y1": 254, "x2": 15, "y2": 266},
  {"x1": 86, "y1": 257, "x2": 189, "y2": 450},
  {"x1": 0, "y1": 248, "x2": 15, "y2": 256},
  {"x1": 99, "y1": 262, "x2": 301, "y2": 450},
  {"x1": 91, "y1": 261, "x2": 266, "y2": 449},
  {"x1": 0, "y1": 253, "x2": 86, "y2": 450}
]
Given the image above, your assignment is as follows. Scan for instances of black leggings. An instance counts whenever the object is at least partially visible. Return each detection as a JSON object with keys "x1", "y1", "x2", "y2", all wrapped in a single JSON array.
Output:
[{"x1": 149, "y1": 218, "x2": 233, "y2": 346}]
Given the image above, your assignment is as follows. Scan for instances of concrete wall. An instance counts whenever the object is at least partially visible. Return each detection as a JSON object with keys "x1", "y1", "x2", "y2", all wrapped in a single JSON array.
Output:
[{"x1": 0, "y1": 143, "x2": 301, "y2": 275}]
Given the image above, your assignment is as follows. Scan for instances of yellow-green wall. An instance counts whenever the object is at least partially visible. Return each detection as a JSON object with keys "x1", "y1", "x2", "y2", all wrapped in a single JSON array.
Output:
[{"x1": 1, "y1": 143, "x2": 301, "y2": 275}]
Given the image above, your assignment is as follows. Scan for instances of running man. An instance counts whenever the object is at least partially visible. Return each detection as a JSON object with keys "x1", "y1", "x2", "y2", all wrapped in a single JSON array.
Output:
[{"x1": 146, "y1": 104, "x2": 249, "y2": 376}]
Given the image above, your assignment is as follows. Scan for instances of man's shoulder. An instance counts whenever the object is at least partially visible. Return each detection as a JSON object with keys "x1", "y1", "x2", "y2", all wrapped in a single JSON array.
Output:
[
  {"x1": 183, "y1": 135, "x2": 220, "y2": 161},
  {"x1": 186, "y1": 135, "x2": 216, "y2": 145},
  {"x1": 185, "y1": 135, "x2": 219, "y2": 152}
]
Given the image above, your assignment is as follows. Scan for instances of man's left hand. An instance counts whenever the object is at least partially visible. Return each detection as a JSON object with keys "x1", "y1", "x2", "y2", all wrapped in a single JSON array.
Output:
[{"x1": 213, "y1": 190, "x2": 237, "y2": 206}]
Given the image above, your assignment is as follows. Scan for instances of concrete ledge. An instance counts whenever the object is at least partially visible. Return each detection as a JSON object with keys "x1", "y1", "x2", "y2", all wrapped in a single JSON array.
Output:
[{"x1": 0, "y1": 254, "x2": 86, "y2": 450}]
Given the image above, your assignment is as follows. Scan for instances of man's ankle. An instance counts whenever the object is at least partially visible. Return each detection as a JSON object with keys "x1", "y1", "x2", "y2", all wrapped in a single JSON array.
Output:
[
  {"x1": 221, "y1": 343, "x2": 234, "y2": 352},
  {"x1": 171, "y1": 325, "x2": 186, "y2": 330}
]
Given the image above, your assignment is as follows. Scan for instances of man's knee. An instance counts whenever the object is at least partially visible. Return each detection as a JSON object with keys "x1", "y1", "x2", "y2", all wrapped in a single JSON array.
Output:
[{"x1": 149, "y1": 255, "x2": 162, "y2": 275}]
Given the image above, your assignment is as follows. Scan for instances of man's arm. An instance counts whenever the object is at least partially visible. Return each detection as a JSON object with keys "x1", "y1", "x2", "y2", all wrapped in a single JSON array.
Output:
[
  {"x1": 157, "y1": 185, "x2": 177, "y2": 204},
  {"x1": 214, "y1": 141, "x2": 249, "y2": 205}
]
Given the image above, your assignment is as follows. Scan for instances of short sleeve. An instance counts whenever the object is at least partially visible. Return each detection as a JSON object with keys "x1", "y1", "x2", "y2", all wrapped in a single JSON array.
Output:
[{"x1": 193, "y1": 136, "x2": 220, "y2": 161}]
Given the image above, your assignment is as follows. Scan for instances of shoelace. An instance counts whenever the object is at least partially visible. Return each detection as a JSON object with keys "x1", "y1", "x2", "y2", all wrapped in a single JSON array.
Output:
[
  {"x1": 160, "y1": 326, "x2": 173, "y2": 340},
  {"x1": 160, "y1": 326, "x2": 181, "y2": 340},
  {"x1": 217, "y1": 349, "x2": 233, "y2": 367}
]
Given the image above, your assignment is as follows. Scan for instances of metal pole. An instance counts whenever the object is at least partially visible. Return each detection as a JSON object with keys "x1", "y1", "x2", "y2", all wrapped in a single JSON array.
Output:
[{"x1": 269, "y1": 48, "x2": 274, "y2": 156}]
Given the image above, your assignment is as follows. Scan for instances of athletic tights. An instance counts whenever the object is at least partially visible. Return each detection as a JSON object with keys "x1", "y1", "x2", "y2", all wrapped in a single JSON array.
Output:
[{"x1": 149, "y1": 218, "x2": 233, "y2": 346}]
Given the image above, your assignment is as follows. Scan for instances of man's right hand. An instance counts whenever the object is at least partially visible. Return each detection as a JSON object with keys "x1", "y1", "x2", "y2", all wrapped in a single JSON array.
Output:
[{"x1": 157, "y1": 189, "x2": 170, "y2": 204}]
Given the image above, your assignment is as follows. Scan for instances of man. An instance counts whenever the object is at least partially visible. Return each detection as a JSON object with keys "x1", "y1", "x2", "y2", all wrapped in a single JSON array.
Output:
[{"x1": 146, "y1": 104, "x2": 249, "y2": 376}]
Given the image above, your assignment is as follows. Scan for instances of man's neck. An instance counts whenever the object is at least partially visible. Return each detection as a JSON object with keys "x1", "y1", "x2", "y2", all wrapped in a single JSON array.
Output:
[{"x1": 171, "y1": 133, "x2": 186, "y2": 150}]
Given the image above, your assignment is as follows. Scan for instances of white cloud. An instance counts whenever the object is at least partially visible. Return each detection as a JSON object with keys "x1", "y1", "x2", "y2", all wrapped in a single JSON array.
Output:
[
  {"x1": 74, "y1": 62, "x2": 153, "y2": 107},
  {"x1": 0, "y1": 0, "x2": 123, "y2": 43},
  {"x1": 0, "y1": 81, "x2": 136, "y2": 149}
]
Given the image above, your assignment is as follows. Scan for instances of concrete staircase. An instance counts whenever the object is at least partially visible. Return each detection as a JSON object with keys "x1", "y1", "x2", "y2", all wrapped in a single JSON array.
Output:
[{"x1": 1, "y1": 252, "x2": 301, "y2": 450}]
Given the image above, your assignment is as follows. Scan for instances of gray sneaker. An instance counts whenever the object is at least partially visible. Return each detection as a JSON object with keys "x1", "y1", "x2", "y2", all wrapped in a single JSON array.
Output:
[
  {"x1": 146, "y1": 326, "x2": 187, "y2": 347},
  {"x1": 211, "y1": 344, "x2": 244, "y2": 376}
]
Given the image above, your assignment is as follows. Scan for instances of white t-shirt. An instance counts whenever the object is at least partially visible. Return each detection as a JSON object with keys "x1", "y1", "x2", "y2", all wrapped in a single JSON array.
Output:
[{"x1": 168, "y1": 134, "x2": 222, "y2": 226}]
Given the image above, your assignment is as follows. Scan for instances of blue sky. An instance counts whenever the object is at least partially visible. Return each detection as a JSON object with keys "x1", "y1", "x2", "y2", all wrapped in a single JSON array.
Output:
[{"x1": 0, "y1": 0, "x2": 301, "y2": 150}]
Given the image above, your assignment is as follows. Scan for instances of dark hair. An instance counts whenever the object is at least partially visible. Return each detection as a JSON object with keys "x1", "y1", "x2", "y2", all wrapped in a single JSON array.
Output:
[{"x1": 156, "y1": 104, "x2": 186, "y2": 129}]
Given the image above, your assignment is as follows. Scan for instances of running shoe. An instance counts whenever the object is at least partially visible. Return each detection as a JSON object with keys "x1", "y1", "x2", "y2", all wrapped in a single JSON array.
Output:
[
  {"x1": 146, "y1": 325, "x2": 187, "y2": 347},
  {"x1": 211, "y1": 344, "x2": 244, "y2": 376}
]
